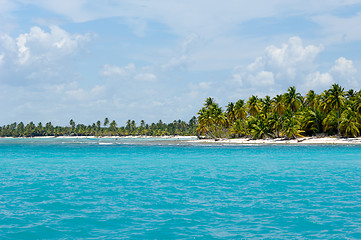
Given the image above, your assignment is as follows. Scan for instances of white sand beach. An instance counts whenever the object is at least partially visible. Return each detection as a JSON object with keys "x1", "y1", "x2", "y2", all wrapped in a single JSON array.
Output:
[
  {"x1": 3, "y1": 135, "x2": 361, "y2": 144},
  {"x1": 192, "y1": 137, "x2": 361, "y2": 144}
]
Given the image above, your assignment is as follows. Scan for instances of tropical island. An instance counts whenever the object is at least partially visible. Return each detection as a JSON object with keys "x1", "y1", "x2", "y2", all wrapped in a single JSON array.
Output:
[{"x1": 1, "y1": 84, "x2": 361, "y2": 142}]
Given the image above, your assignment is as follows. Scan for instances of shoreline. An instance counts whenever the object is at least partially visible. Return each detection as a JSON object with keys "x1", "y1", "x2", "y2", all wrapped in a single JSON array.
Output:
[
  {"x1": 191, "y1": 137, "x2": 361, "y2": 145},
  {"x1": 1, "y1": 135, "x2": 361, "y2": 144},
  {"x1": 0, "y1": 135, "x2": 197, "y2": 140}
]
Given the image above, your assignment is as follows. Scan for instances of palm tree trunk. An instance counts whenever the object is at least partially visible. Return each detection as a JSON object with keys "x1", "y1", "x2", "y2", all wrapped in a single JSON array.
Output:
[
  {"x1": 337, "y1": 110, "x2": 340, "y2": 136},
  {"x1": 279, "y1": 113, "x2": 284, "y2": 134},
  {"x1": 242, "y1": 119, "x2": 247, "y2": 136},
  {"x1": 313, "y1": 106, "x2": 320, "y2": 133}
]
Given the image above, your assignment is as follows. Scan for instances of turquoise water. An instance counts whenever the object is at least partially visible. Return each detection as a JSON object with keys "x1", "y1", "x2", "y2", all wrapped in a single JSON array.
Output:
[{"x1": 1, "y1": 138, "x2": 361, "y2": 239}]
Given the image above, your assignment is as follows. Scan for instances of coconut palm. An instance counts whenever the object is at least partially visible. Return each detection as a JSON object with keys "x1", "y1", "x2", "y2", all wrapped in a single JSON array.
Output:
[
  {"x1": 322, "y1": 111, "x2": 338, "y2": 134},
  {"x1": 267, "y1": 112, "x2": 282, "y2": 137},
  {"x1": 251, "y1": 116, "x2": 272, "y2": 139},
  {"x1": 325, "y1": 84, "x2": 345, "y2": 136},
  {"x1": 301, "y1": 108, "x2": 321, "y2": 135},
  {"x1": 230, "y1": 119, "x2": 244, "y2": 137},
  {"x1": 346, "y1": 89, "x2": 357, "y2": 100},
  {"x1": 197, "y1": 98, "x2": 226, "y2": 139},
  {"x1": 260, "y1": 96, "x2": 272, "y2": 118},
  {"x1": 284, "y1": 86, "x2": 303, "y2": 118},
  {"x1": 69, "y1": 119, "x2": 75, "y2": 129},
  {"x1": 234, "y1": 99, "x2": 247, "y2": 135},
  {"x1": 282, "y1": 115, "x2": 304, "y2": 139},
  {"x1": 352, "y1": 91, "x2": 361, "y2": 115},
  {"x1": 272, "y1": 94, "x2": 286, "y2": 134},
  {"x1": 109, "y1": 120, "x2": 117, "y2": 133},
  {"x1": 304, "y1": 90, "x2": 321, "y2": 133},
  {"x1": 247, "y1": 95, "x2": 260, "y2": 118},
  {"x1": 205, "y1": 97, "x2": 216, "y2": 108},
  {"x1": 104, "y1": 117, "x2": 109, "y2": 127},
  {"x1": 340, "y1": 107, "x2": 361, "y2": 137},
  {"x1": 225, "y1": 102, "x2": 236, "y2": 127}
]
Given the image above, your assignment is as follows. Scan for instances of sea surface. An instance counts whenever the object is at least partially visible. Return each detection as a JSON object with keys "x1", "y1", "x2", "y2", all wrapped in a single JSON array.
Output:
[{"x1": 1, "y1": 137, "x2": 361, "y2": 239}]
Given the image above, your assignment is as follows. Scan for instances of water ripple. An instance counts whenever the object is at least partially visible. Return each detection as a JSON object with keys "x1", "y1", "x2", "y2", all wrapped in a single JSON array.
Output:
[{"x1": 1, "y1": 141, "x2": 361, "y2": 238}]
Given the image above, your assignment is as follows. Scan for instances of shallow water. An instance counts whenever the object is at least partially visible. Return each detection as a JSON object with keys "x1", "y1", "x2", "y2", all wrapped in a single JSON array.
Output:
[{"x1": 1, "y1": 138, "x2": 361, "y2": 239}]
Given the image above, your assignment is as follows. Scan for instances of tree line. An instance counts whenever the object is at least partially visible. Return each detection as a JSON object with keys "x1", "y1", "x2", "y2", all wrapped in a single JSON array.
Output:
[
  {"x1": 0, "y1": 117, "x2": 197, "y2": 137},
  {"x1": 197, "y1": 84, "x2": 361, "y2": 139},
  {"x1": 2, "y1": 84, "x2": 360, "y2": 139}
]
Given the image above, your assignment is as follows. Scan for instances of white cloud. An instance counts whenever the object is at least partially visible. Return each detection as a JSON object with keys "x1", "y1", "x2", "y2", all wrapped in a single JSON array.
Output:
[
  {"x1": 228, "y1": 36, "x2": 359, "y2": 97},
  {"x1": 330, "y1": 57, "x2": 358, "y2": 87},
  {"x1": 14, "y1": 26, "x2": 91, "y2": 65},
  {"x1": 0, "y1": 53, "x2": 4, "y2": 65},
  {"x1": 331, "y1": 57, "x2": 357, "y2": 76},
  {"x1": 304, "y1": 72, "x2": 334, "y2": 90},
  {"x1": 134, "y1": 73, "x2": 157, "y2": 82},
  {"x1": 249, "y1": 71, "x2": 275, "y2": 86},
  {"x1": 100, "y1": 63, "x2": 157, "y2": 82},
  {"x1": 65, "y1": 84, "x2": 106, "y2": 101},
  {"x1": 0, "y1": 26, "x2": 91, "y2": 65},
  {"x1": 233, "y1": 36, "x2": 323, "y2": 89},
  {"x1": 0, "y1": 25, "x2": 92, "y2": 84},
  {"x1": 2, "y1": 1, "x2": 361, "y2": 125},
  {"x1": 230, "y1": 73, "x2": 243, "y2": 86},
  {"x1": 101, "y1": 63, "x2": 136, "y2": 77}
]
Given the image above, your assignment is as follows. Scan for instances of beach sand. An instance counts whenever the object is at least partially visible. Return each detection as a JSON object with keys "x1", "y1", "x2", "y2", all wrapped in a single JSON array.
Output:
[
  {"x1": 191, "y1": 137, "x2": 361, "y2": 144},
  {"x1": 3, "y1": 135, "x2": 361, "y2": 144}
]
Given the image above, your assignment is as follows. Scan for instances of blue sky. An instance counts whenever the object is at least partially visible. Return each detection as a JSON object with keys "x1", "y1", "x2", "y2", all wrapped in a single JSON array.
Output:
[{"x1": 1, "y1": 0, "x2": 361, "y2": 126}]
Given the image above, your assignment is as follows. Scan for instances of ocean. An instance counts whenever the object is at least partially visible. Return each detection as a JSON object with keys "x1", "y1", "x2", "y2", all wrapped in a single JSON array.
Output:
[{"x1": 1, "y1": 138, "x2": 361, "y2": 239}]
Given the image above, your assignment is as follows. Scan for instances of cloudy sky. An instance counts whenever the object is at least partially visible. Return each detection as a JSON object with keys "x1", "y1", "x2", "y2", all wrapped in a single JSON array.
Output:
[{"x1": 1, "y1": 0, "x2": 361, "y2": 126}]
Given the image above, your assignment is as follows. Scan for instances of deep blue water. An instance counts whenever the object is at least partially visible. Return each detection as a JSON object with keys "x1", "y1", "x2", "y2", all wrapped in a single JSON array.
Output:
[{"x1": 1, "y1": 138, "x2": 361, "y2": 239}]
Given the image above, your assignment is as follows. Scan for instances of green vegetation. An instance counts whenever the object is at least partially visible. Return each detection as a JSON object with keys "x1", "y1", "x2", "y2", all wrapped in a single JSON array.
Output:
[
  {"x1": 197, "y1": 84, "x2": 361, "y2": 139},
  {"x1": 2, "y1": 84, "x2": 361, "y2": 139},
  {"x1": 0, "y1": 117, "x2": 197, "y2": 137}
]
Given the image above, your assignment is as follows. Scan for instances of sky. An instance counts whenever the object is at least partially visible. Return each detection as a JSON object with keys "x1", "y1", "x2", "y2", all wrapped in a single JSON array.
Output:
[{"x1": 1, "y1": 0, "x2": 361, "y2": 126}]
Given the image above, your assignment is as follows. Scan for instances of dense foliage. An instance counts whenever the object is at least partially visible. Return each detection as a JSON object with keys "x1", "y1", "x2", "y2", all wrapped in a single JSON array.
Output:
[
  {"x1": 197, "y1": 84, "x2": 361, "y2": 139},
  {"x1": 0, "y1": 117, "x2": 197, "y2": 137},
  {"x1": 2, "y1": 84, "x2": 361, "y2": 139}
]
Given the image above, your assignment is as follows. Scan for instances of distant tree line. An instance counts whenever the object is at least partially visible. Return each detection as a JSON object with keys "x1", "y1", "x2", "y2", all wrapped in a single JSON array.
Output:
[
  {"x1": 197, "y1": 84, "x2": 361, "y2": 139},
  {"x1": 0, "y1": 117, "x2": 198, "y2": 137},
  {"x1": 3, "y1": 84, "x2": 360, "y2": 139}
]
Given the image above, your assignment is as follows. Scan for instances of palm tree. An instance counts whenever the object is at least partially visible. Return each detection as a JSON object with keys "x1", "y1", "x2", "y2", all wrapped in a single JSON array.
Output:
[
  {"x1": 346, "y1": 89, "x2": 357, "y2": 100},
  {"x1": 197, "y1": 97, "x2": 226, "y2": 139},
  {"x1": 284, "y1": 86, "x2": 303, "y2": 118},
  {"x1": 302, "y1": 108, "x2": 321, "y2": 135},
  {"x1": 104, "y1": 117, "x2": 109, "y2": 127},
  {"x1": 234, "y1": 99, "x2": 248, "y2": 135},
  {"x1": 340, "y1": 107, "x2": 361, "y2": 137},
  {"x1": 251, "y1": 116, "x2": 272, "y2": 139},
  {"x1": 261, "y1": 96, "x2": 272, "y2": 118},
  {"x1": 326, "y1": 84, "x2": 345, "y2": 136},
  {"x1": 353, "y1": 91, "x2": 361, "y2": 115},
  {"x1": 225, "y1": 102, "x2": 236, "y2": 127},
  {"x1": 247, "y1": 95, "x2": 260, "y2": 118},
  {"x1": 109, "y1": 120, "x2": 117, "y2": 133},
  {"x1": 69, "y1": 119, "x2": 75, "y2": 129},
  {"x1": 283, "y1": 86, "x2": 303, "y2": 138},
  {"x1": 197, "y1": 107, "x2": 212, "y2": 137},
  {"x1": 304, "y1": 90, "x2": 321, "y2": 133},
  {"x1": 322, "y1": 111, "x2": 338, "y2": 134},
  {"x1": 205, "y1": 97, "x2": 216, "y2": 108},
  {"x1": 272, "y1": 94, "x2": 286, "y2": 135},
  {"x1": 282, "y1": 115, "x2": 304, "y2": 139}
]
